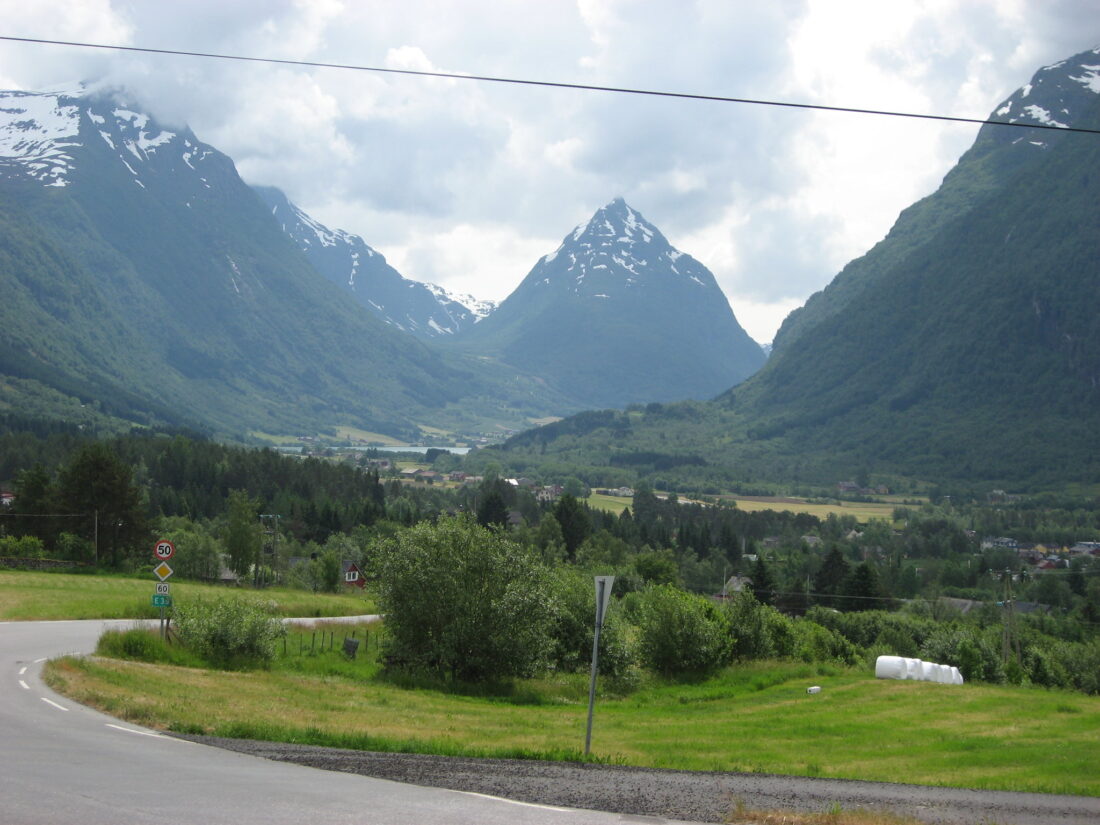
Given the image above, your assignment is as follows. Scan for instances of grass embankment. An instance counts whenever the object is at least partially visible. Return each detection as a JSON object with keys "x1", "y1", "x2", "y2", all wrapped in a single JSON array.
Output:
[
  {"x1": 0, "y1": 570, "x2": 375, "y2": 621},
  {"x1": 44, "y1": 630, "x2": 1100, "y2": 797}
]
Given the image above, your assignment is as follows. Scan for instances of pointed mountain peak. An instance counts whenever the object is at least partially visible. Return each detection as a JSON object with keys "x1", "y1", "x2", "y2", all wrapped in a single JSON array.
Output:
[
  {"x1": 569, "y1": 197, "x2": 659, "y2": 246},
  {"x1": 989, "y1": 45, "x2": 1100, "y2": 135}
]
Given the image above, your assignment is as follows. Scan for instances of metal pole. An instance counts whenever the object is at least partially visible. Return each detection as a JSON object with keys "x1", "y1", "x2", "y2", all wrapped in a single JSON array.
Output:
[{"x1": 584, "y1": 575, "x2": 614, "y2": 757}]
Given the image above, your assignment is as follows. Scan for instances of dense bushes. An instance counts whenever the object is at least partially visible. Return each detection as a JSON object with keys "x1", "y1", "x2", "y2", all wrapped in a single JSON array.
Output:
[
  {"x1": 373, "y1": 517, "x2": 556, "y2": 681},
  {"x1": 172, "y1": 599, "x2": 285, "y2": 667},
  {"x1": 636, "y1": 585, "x2": 732, "y2": 675}
]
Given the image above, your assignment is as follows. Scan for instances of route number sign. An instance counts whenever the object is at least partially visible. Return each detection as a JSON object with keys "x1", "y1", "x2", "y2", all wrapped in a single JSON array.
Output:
[
  {"x1": 154, "y1": 540, "x2": 175, "y2": 561},
  {"x1": 152, "y1": 594, "x2": 172, "y2": 608},
  {"x1": 156, "y1": 583, "x2": 170, "y2": 595}
]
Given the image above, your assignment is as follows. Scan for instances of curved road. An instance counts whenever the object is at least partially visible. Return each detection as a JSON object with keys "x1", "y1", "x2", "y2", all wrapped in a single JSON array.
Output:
[
  {"x1": 0, "y1": 619, "x2": 695, "y2": 825},
  {"x1": 4, "y1": 619, "x2": 1099, "y2": 825}
]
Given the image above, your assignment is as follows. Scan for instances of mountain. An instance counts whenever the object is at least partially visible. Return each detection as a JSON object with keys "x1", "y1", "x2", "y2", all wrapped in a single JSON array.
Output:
[
  {"x1": 485, "y1": 46, "x2": 1100, "y2": 488},
  {"x1": 254, "y1": 186, "x2": 494, "y2": 338},
  {"x1": 0, "y1": 84, "x2": 564, "y2": 438},
  {"x1": 454, "y1": 198, "x2": 766, "y2": 408}
]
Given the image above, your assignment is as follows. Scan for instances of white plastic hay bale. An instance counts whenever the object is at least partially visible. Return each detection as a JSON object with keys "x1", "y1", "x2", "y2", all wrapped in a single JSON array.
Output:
[
  {"x1": 807, "y1": 686, "x2": 821, "y2": 694},
  {"x1": 951, "y1": 666, "x2": 964, "y2": 685},
  {"x1": 904, "y1": 658, "x2": 922, "y2": 680},
  {"x1": 920, "y1": 660, "x2": 939, "y2": 682},
  {"x1": 875, "y1": 655, "x2": 907, "y2": 680},
  {"x1": 936, "y1": 664, "x2": 952, "y2": 683}
]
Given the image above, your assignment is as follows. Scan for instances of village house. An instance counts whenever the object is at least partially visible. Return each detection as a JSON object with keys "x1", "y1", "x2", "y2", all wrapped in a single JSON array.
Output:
[{"x1": 0, "y1": 490, "x2": 14, "y2": 507}]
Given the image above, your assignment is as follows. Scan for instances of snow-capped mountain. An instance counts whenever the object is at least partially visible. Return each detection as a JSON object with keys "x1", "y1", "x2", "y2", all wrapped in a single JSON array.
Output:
[
  {"x1": 456, "y1": 198, "x2": 765, "y2": 407},
  {"x1": 254, "y1": 186, "x2": 495, "y2": 339},
  {"x1": 0, "y1": 84, "x2": 222, "y2": 194},
  {"x1": 991, "y1": 46, "x2": 1100, "y2": 133},
  {"x1": 0, "y1": 83, "x2": 565, "y2": 436}
]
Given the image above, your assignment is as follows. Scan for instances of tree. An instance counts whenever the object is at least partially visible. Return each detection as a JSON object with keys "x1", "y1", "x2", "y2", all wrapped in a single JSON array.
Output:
[
  {"x1": 374, "y1": 516, "x2": 555, "y2": 681},
  {"x1": 840, "y1": 562, "x2": 882, "y2": 612},
  {"x1": 813, "y1": 544, "x2": 851, "y2": 607},
  {"x1": 224, "y1": 489, "x2": 261, "y2": 578},
  {"x1": 751, "y1": 556, "x2": 776, "y2": 606},
  {"x1": 12, "y1": 465, "x2": 59, "y2": 547},
  {"x1": 553, "y1": 494, "x2": 591, "y2": 561},
  {"x1": 476, "y1": 489, "x2": 509, "y2": 529},
  {"x1": 57, "y1": 443, "x2": 147, "y2": 567}
]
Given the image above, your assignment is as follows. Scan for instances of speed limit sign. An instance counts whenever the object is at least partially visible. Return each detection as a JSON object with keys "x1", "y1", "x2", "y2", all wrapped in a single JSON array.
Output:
[{"x1": 153, "y1": 540, "x2": 175, "y2": 561}]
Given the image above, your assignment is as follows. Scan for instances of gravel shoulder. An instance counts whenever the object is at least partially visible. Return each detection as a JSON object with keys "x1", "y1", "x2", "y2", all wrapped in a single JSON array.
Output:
[{"x1": 175, "y1": 736, "x2": 1100, "y2": 825}]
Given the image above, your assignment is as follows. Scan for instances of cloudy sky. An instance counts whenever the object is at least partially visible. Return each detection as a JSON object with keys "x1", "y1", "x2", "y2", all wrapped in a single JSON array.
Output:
[{"x1": 0, "y1": 1, "x2": 1095, "y2": 342}]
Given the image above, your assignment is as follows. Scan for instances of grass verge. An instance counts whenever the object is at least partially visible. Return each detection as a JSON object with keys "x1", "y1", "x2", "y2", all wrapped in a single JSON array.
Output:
[{"x1": 42, "y1": 643, "x2": 1100, "y2": 796}]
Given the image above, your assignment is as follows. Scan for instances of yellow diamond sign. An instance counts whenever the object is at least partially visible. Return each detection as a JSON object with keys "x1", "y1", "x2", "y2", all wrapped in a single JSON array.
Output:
[{"x1": 153, "y1": 561, "x2": 173, "y2": 581}]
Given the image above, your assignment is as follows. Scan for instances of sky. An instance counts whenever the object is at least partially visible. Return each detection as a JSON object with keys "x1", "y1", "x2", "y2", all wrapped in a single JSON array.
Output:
[{"x1": 0, "y1": 1, "x2": 1095, "y2": 343}]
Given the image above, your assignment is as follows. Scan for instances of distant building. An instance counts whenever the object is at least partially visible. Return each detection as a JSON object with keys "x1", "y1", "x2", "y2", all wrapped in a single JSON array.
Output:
[{"x1": 0, "y1": 490, "x2": 14, "y2": 507}]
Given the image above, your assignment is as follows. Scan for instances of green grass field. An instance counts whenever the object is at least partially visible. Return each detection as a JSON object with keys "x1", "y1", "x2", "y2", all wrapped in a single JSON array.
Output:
[
  {"x1": 0, "y1": 570, "x2": 375, "y2": 620},
  {"x1": 43, "y1": 637, "x2": 1100, "y2": 797}
]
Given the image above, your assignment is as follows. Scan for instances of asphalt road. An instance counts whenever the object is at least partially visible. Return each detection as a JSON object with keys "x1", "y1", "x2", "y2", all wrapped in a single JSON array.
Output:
[
  {"x1": 4, "y1": 618, "x2": 1099, "y2": 825},
  {"x1": 0, "y1": 619, "x2": 696, "y2": 825}
]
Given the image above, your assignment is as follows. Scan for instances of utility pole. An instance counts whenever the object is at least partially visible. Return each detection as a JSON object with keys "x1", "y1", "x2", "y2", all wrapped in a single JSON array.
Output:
[
  {"x1": 999, "y1": 569, "x2": 1021, "y2": 666},
  {"x1": 259, "y1": 514, "x2": 281, "y2": 588}
]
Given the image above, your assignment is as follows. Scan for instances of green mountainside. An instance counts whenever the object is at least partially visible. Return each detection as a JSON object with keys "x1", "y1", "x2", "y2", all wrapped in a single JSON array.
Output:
[
  {"x1": 482, "y1": 47, "x2": 1100, "y2": 489},
  {"x1": 0, "y1": 88, "x2": 572, "y2": 439}
]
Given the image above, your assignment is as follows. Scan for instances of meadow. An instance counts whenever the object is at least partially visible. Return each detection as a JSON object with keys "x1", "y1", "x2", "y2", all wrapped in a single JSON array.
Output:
[{"x1": 0, "y1": 570, "x2": 374, "y2": 620}]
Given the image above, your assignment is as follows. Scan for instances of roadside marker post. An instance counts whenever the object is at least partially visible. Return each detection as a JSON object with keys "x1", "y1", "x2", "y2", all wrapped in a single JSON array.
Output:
[
  {"x1": 152, "y1": 540, "x2": 175, "y2": 640},
  {"x1": 584, "y1": 575, "x2": 615, "y2": 757}
]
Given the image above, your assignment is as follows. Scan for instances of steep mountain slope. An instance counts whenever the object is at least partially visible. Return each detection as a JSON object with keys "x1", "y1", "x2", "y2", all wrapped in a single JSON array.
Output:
[
  {"x1": 455, "y1": 198, "x2": 765, "y2": 408},
  {"x1": 487, "y1": 47, "x2": 1100, "y2": 487},
  {"x1": 0, "y1": 85, "x2": 561, "y2": 438},
  {"x1": 254, "y1": 186, "x2": 494, "y2": 339}
]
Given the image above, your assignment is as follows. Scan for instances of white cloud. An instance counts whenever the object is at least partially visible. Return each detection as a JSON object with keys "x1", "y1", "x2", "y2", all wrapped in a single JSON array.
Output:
[{"x1": 0, "y1": 0, "x2": 1095, "y2": 340}]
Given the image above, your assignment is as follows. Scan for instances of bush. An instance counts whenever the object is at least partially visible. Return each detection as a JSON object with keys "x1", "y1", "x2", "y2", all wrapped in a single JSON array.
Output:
[
  {"x1": 790, "y1": 621, "x2": 861, "y2": 666},
  {"x1": 172, "y1": 599, "x2": 285, "y2": 667},
  {"x1": 919, "y1": 627, "x2": 1004, "y2": 683},
  {"x1": 725, "y1": 590, "x2": 797, "y2": 661},
  {"x1": 374, "y1": 516, "x2": 555, "y2": 682},
  {"x1": 547, "y1": 568, "x2": 635, "y2": 678},
  {"x1": 636, "y1": 584, "x2": 732, "y2": 676},
  {"x1": 0, "y1": 535, "x2": 47, "y2": 558}
]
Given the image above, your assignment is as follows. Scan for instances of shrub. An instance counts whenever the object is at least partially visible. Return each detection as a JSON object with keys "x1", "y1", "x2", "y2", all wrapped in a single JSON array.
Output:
[
  {"x1": 172, "y1": 599, "x2": 285, "y2": 667},
  {"x1": 0, "y1": 535, "x2": 47, "y2": 558},
  {"x1": 636, "y1": 584, "x2": 732, "y2": 676},
  {"x1": 547, "y1": 567, "x2": 635, "y2": 678},
  {"x1": 725, "y1": 589, "x2": 797, "y2": 661},
  {"x1": 790, "y1": 620, "x2": 861, "y2": 665},
  {"x1": 374, "y1": 516, "x2": 555, "y2": 682},
  {"x1": 919, "y1": 627, "x2": 1004, "y2": 683}
]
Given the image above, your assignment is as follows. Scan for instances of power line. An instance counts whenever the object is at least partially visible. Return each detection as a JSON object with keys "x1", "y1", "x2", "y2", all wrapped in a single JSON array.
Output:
[{"x1": 3, "y1": 34, "x2": 1100, "y2": 136}]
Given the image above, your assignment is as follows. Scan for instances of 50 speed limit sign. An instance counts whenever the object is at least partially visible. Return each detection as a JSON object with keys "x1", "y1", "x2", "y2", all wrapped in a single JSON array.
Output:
[{"x1": 153, "y1": 540, "x2": 175, "y2": 561}]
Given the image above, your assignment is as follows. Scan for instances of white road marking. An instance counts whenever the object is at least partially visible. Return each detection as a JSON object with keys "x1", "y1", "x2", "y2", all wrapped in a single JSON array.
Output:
[
  {"x1": 19, "y1": 666, "x2": 27, "y2": 676},
  {"x1": 460, "y1": 791, "x2": 573, "y2": 812},
  {"x1": 34, "y1": 658, "x2": 46, "y2": 663},
  {"x1": 105, "y1": 724, "x2": 162, "y2": 738},
  {"x1": 41, "y1": 697, "x2": 68, "y2": 711},
  {"x1": 19, "y1": 680, "x2": 30, "y2": 690}
]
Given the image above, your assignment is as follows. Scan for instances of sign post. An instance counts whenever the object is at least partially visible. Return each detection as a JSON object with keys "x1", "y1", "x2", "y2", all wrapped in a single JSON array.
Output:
[
  {"x1": 152, "y1": 540, "x2": 175, "y2": 640},
  {"x1": 584, "y1": 575, "x2": 615, "y2": 757}
]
